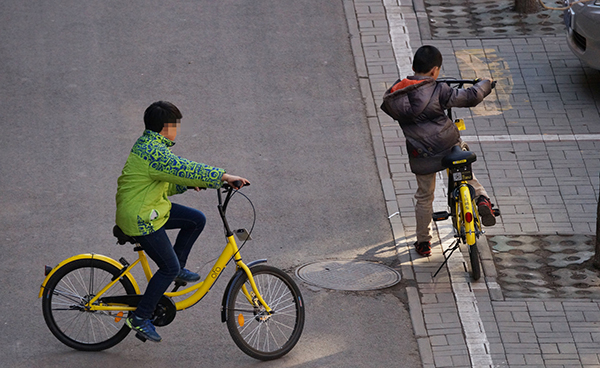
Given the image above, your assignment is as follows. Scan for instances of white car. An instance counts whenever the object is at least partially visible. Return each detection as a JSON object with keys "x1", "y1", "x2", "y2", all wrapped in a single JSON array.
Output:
[{"x1": 564, "y1": 0, "x2": 600, "y2": 69}]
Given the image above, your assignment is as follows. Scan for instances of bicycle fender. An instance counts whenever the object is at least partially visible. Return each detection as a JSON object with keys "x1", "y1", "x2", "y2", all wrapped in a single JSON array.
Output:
[
  {"x1": 459, "y1": 186, "x2": 477, "y2": 245},
  {"x1": 38, "y1": 253, "x2": 141, "y2": 298},
  {"x1": 221, "y1": 259, "x2": 268, "y2": 323}
]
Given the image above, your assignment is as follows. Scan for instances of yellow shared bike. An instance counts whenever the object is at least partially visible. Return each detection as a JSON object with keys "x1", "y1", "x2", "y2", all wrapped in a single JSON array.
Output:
[
  {"x1": 432, "y1": 78, "x2": 500, "y2": 280},
  {"x1": 39, "y1": 182, "x2": 305, "y2": 361}
]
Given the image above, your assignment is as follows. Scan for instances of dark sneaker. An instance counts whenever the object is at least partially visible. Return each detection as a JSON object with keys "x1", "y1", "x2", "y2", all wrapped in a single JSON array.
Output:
[
  {"x1": 126, "y1": 315, "x2": 162, "y2": 342},
  {"x1": 414, "y1": 241, "x2": 431, "y2": 257},
  {"x1": 477, "y1": 196, "x2": 496, "y2": 227},
  {"x1": 175, "y1": 268, "x2": 201, "y2": 283}
]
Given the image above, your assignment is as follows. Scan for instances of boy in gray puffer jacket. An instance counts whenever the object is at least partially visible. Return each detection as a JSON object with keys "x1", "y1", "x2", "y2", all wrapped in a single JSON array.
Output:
[{"x1": 380, "y1": 45, "x2": 496, "y2": 257}]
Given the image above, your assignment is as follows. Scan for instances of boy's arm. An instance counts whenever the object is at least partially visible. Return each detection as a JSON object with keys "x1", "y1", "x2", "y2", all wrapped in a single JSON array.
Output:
[
  {"x1": 441, "y1": 79, "x2": 493, "y2": 109},
  {"x1": 148, "y1": 147, "x2": 226, "y2": 189},
  {"x1": 166, "y1": 183, "x2": 188, "y2": 196}
]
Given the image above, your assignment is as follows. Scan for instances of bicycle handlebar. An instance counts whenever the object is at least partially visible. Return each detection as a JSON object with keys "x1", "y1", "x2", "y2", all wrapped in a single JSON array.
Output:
[
  {"x1": 188, "y1": 181, "x2": 249, "y2": 191},
  {"x1": 438, "y1": 78, "x2": 496, "y2": 89},
  {"x1": 441, "y1": 78, "x2": 496, "y2": 121},
  {"x1": 223, "y1": 180, "x2": 249, "y2": 190}
]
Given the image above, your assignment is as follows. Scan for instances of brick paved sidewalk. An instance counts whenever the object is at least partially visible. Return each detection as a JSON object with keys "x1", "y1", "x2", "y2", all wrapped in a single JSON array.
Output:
[{"x1": 343, "y1": 0, "x2": 600, "y2": 366}]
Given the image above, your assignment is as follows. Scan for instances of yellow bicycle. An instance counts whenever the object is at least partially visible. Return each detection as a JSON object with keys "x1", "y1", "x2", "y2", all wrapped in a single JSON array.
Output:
[
  {"x1": 432, "y1": 79, "x2": 500, "y2": 280},
  {"x1": 39, "y1": 182, "x2": 305, "y2": 360}
]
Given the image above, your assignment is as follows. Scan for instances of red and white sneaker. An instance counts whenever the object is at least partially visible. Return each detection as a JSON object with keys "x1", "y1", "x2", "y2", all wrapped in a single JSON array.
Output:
[
  {"x1": 477, "y1": 196, "x2": 496, "y2": 227},
  {"x1": 414, "y1": 241, "x2": 431, "y2": 257}
]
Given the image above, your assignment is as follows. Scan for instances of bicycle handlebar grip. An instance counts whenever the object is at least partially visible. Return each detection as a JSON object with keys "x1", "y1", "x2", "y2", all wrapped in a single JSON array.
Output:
[
  {"x1": 232, "y1": 180, "x2": 242, "y2": 189},
  {"x1": 227, "y1": 180, "x2": 249, "y2": 190}
]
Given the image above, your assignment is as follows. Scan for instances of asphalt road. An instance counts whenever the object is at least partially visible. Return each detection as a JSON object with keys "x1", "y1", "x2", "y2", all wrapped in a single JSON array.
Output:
[{"x1": 0, "y1": 1, "x2": 421, "y2": 367}]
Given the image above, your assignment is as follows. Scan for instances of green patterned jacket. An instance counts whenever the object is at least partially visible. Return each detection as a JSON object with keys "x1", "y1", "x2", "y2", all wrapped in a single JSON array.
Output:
[{"x1": 115, "y1": 130, "x2": 225, "y2": 236}]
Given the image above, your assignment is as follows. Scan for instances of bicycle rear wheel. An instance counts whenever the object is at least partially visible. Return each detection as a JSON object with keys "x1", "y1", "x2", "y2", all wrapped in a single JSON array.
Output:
[
  {"x1": 226, "y1": 264, "x2": 305, "y2": 361},
  {"x1": 41, "y1": 258, "x2": 136, "y2": 351},
  {"x1": 469, "y1": 243, "x2": 481, "y2": 280}
]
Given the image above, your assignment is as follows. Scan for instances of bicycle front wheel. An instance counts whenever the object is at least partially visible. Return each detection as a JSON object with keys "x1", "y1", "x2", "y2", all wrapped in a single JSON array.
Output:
[
  {"x1": 41, "y1": 258, "x2": 136, "y2": 351},
  {"x1": 226, "y1": 264, "x2": 305, "y2": 361}
]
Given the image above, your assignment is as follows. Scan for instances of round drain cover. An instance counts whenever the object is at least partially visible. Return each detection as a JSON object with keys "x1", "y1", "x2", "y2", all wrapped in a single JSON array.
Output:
[{"x1": 296, "y1": 260, "x2": 401, "y2": 291}]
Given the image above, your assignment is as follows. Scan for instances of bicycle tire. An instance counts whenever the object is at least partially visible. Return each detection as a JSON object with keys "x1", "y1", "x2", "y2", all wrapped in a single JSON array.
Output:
[
  {"x1": 226, "y1": 264, "x2": 305, "y2": 361},
  {"x1": 41, "y1": 258, "x2": 136, "y2": 351},
  {"x1": 469, "y1": 243, "x2": 481, "y2": 280}
]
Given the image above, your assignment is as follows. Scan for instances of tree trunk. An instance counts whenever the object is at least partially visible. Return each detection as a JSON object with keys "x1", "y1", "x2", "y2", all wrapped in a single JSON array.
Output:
[
  {"x1": 594, "y1": 194, "x2": 600, "y2": 269},
  {"x1": 515, "y1": 0, "x2": 541, "y2": 13}
]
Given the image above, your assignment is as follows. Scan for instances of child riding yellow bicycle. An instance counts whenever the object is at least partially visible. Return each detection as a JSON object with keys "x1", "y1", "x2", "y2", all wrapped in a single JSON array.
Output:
[
  {"x1": 380, "y1": 45, "x2": 497, "y2": 257},
  {"x1": 116, "y1": 101, "x2": 249, "y2": 342}
]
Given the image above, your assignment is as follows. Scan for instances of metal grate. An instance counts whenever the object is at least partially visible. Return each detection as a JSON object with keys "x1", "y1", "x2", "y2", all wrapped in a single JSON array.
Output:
[
  {"x1": 489, "y1": 234, "x2": 600, "y2": 299},
  {"x1": 423, "y1": 0, "x2": 566, "y2": 39}
]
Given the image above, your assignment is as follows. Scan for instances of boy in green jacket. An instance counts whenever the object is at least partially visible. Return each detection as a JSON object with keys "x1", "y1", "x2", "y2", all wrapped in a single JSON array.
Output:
[{"x1": 116, "y1": 101, "x2": 249, "y2": 342}]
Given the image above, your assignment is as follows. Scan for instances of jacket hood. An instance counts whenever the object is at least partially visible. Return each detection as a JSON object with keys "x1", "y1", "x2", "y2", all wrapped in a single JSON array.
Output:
[{"x1": 380, "y1": 76, "x2": 436, "y2": 122}]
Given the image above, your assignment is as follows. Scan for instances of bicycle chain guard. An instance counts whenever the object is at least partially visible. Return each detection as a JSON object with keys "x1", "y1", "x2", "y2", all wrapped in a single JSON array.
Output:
[{"x1": 98, "y1": 294, "x2": 177, "y2": 326}]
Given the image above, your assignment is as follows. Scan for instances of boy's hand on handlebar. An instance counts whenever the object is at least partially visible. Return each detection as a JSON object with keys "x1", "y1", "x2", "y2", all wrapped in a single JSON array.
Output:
[
  {"x1": 222, "y1": 174, "x2": 250, "y2": 190},
  {"x1": 474, "y1": 77, "x2": 496, "y2": 90},
  {"x1": 479, "y1": 78, "x2": 496, "y2": 88}
]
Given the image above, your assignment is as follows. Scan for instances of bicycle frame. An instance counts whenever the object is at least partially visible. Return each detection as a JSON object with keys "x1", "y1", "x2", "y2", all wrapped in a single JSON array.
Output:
[
  {"x1": 432, "y1": 140, "x2": 483, "y2": 279},
  {"x1": 39, "y1": 185, "x2": 272, "y2": 315}
]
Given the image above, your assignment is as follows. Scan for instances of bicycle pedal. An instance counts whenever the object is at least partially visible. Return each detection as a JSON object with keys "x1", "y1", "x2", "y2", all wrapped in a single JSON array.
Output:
[
  {"x1": 493, "y1": 208, "x2": 501, "y2": 217},
  {"x1": 432, "y1": 211, "x2": 450, "y2": 221},
  {"x1": 135, "y1": 333, "x2": 147, "y2": 342},
  {"x1": 171, "y1": 280, "x2": 187, "y2": 292}
]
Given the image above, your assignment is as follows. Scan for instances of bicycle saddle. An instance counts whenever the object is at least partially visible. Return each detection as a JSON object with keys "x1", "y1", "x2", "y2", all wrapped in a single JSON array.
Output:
[
  {"x1": 113, "y1": 225, "x2": 136, "y2": 245},
  {"x1": 441, "y1": 145, "x2": 477, "y2": 169}
]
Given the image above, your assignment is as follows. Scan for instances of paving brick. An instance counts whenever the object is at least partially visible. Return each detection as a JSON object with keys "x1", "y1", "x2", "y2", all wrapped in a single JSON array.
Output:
[
  {"x1": 524, "y1": 354, "x2": 545, "y2": 365},
  {"x1": 540, "y1": 343, "x2": 560, "y2": 354},
  {"x1": 583, "y1": 311, "x2": 600, "y2": 321},
  {"x1": 433, "y1": 354, "x2": 454, "y2": 367},
  {"x1": 557, "y1": 343, "x2": 578, "y2": 354},
  {"x1": 429, "y1": 334, "x2": 448, "y2": 346},
  {"x1": 536, "y1": 333, "x2": 576, "y2": 343},
  {"x1": 542, "y1": 356, "x2": 583, "y2": 366},
  {"x1": 580, "y1": 353, "x2": 600, "y2": 365}
]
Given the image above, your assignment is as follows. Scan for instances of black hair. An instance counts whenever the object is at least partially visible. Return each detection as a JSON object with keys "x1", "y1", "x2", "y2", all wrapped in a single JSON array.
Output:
[
  {"x1": 412, "y1": 45, "x2": 443, "y2": 74},
  {"x1": 143, "y1": 101, "x2": 182, "y2": 133}
]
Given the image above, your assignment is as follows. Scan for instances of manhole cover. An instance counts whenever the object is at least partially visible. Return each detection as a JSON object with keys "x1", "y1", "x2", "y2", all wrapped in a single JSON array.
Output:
[{"x1": 296, "y1": 260, "x2": 401, "y2": 291}]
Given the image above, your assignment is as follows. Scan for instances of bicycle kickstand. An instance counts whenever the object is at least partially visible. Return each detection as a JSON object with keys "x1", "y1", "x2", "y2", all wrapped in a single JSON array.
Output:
[{"x1": 432, "y1": 240, "x2": 460, "y2": 278}]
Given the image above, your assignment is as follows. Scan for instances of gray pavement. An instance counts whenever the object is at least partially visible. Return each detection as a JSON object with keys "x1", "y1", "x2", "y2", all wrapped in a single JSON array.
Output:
[{"x1": 344, "y1": 0, "x2": 600, "y2": 366}]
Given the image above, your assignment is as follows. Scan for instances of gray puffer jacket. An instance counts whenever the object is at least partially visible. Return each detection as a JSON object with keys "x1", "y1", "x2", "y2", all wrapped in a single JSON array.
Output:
[{"x1": 380, "y1": 76, "x2": 492, "y2": 175}]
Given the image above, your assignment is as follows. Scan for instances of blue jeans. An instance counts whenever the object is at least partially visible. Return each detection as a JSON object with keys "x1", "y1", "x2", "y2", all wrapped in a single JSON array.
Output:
[{"x1": 133, "y1": 203, "x2": 206, "y2": 320}]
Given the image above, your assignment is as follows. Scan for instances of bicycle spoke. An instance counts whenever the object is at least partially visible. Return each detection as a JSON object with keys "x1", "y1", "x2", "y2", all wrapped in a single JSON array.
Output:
[
  {"x1": 235, "y1": 283, "x2": 292, "y2": 345},
  {"x1": 43, "y1": 259, "x2": 135, "y2": 350},
  {"x1": 226, "y1": 265, "x2": 304, "y2": 360}
]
